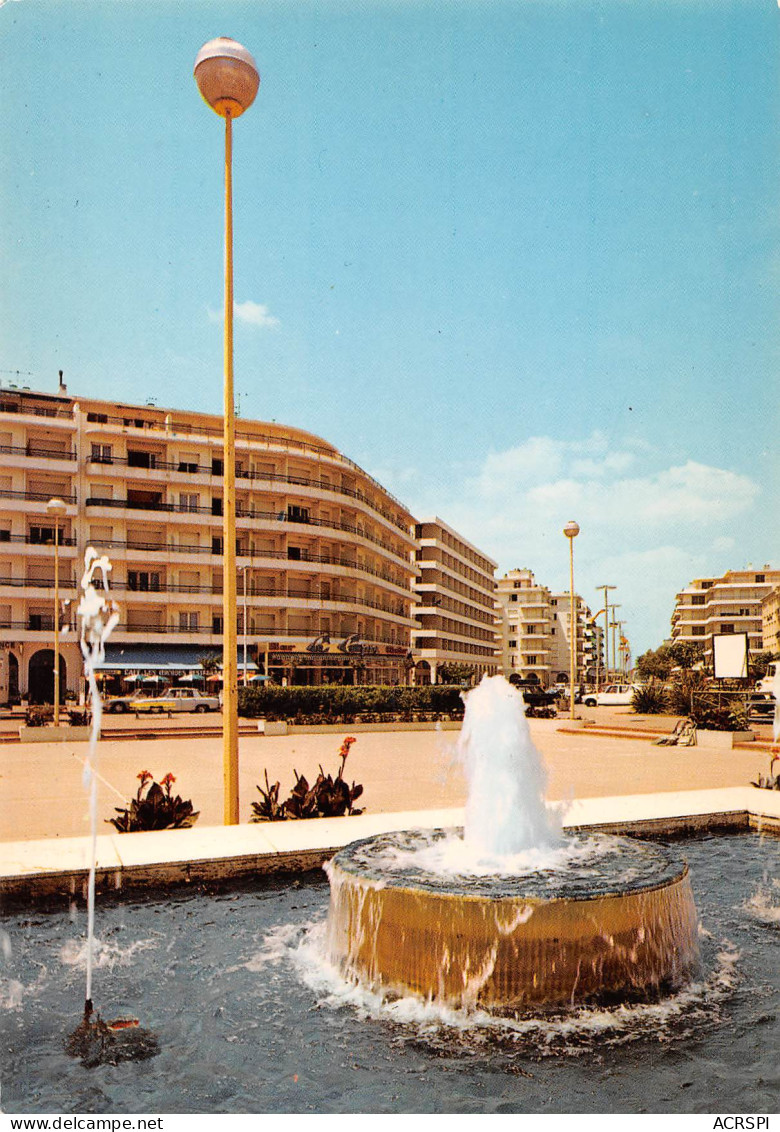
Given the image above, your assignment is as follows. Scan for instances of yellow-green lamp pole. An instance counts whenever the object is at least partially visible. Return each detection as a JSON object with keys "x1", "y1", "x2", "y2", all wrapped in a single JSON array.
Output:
[
  {"x1": 194, "y1": 38, "x2": 259, "y2": 824},
  {"x1": 46, "y1": 497, "x2": 66, "y2": 727},
  {"x1": 564, "y1": 521, "x2": 580, "y2": 722}
]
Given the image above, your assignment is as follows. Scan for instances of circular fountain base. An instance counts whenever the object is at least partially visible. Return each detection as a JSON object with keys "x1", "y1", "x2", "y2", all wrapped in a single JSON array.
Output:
[{"x1": 326, "y1": 829, "x2": 701, "y2": 1011}]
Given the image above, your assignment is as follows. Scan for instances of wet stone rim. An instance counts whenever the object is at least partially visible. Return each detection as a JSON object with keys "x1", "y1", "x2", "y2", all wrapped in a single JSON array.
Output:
[{"x1": 330, "y1": 829, "x2": 690, "y2": 901}]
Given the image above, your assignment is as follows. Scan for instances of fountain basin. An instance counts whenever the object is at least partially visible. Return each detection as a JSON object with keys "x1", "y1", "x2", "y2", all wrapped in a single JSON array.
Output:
[{"x1": 326, "y1": 829, "x2": 701, "y2": 1010}]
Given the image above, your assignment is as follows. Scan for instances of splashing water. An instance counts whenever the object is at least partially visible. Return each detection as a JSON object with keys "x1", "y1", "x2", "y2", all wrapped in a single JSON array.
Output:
[
  {"x1": 76, "y1": 548, "x2": 120, "y2": 1008},
  {"x1": 455, "y1": 674, "x2": 563, "y2": 859}
]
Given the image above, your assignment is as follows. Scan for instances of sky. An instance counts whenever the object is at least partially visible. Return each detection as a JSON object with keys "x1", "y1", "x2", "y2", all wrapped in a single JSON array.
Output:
[{"x1": 1, "y1": 0, "x2": 778, "y2": 658}]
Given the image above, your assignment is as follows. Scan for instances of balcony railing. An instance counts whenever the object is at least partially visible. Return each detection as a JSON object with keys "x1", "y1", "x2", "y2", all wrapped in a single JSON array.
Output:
[
  {"x1": 87, "y1": 456, "x2": 411, "y2": 534},
  {"x1": 87, "y1": 538, "x2": 410, "y2": 590},
  {"x1": 0, "y1": 444, "x2": 77, "y2": 461},
  {"x1": 85, "y1": 497, "x2": 410, "y2": 562},
  {"x1": 0, "y1": 490, "x2": 77, "y2": 505},
  {"x1": 0, "y1": 576, "x2": 77, "y2": 589},
  {"x1": 81, "y1": 410, "x2": 411, "y2": 515},
  {"x1": 0, "y1": 534, "x2": 78, "y2": 547},
  {"x1": 101, "y1": 579, "x2": 409, "y2": 617},
  {"x1": 0, "y1": 400, "x2": 72, "y2": 420}
]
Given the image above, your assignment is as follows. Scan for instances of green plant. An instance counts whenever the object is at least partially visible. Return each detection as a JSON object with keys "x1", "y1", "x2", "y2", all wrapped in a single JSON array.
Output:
[
  {"x1": 108, "y1": 771, "x2": 199, "y2": 833},
  {"x1": 631, "y1": 681, "x2": 669, "y2": 715},
  {"x1": 251, "y1": 736, "x2": 364, "y2": 822},
  {"x1": 25, "y1": 705, "x2": 53, "y2": 726}
]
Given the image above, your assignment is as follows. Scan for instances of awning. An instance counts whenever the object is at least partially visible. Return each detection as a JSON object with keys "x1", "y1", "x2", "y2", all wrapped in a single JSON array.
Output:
[{"x1": 96, "y1": 645, "x2": 222, "y2": 672}]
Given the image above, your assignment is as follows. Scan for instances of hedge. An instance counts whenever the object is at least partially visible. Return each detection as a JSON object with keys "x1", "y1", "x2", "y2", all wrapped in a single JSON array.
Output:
[{"x1": 237, "y1": 684, "x2": 466, "y2": 721}]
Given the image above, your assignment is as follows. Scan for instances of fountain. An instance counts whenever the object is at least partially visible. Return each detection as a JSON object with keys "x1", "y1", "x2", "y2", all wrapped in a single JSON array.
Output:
[
  {"x1": 326, "y1": 675, "x2": 701, "y2": 1011},
  {"x1": 65, "y1": 548, "x2": 157, "y2": 1066}
]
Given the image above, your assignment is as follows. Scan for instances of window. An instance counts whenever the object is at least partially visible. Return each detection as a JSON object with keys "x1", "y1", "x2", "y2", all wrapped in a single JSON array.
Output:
[
  {"x1": 756, "y1": 574, "x2": 765, "y2": 583},
  {"x1": 212, "y1": 614, "x2": 223, "y2": 633},
  {"x1": 0, "y1": 530, "x2": 9, "y2": 542},
  {"x1": 91, "y1": 443, "x2": 112, "y2": 464},
  {"x1": 86, "y1": 412, "x2": 108, "y2": 423},
  {"x1": 179, "y1": 611, "x2": 199, "y2": 631},
  {"x1": 509, "y1": 639, "x2": 517, "y2": 648},
  {"x1": 692, "y1": 627, "x2": 705, "y2": 636},
  {"x1": 179, "y1": 493, "x2": 199, "y2": 512},
  {"x1": 720, "y1": 624, "x2": 735, "y2": 634},
  {"x1": 127, "y1": 450, "x2": 157, "y2": 469},
  {"x1": 212, "y1": 458, "x2": 223, "y2": 475},
  {"x1": 509, "y1": 594, "x2": 517, "y2": 603},
  {"x1": 178, "y1": 461, "x2": 198, "y2": 474},
  {"x1": 29, "y1": 525, "x2": 55, "y2": 545},
  {"x1": 212, "y1": 497, "x2": 223, "y2": 516},
  {"x1": 691, "y1": 595, "x2": 705, "y2": 605},
  {"x1": 211, "y1": 537, "x2": 223, "y2": 555},
  {"x1": 287, "y1": 505, "x2": 310, "y2": 524},
  {"x1": 287, "y1": 547, "x2": 301, "y2": 561},
  {"x1": 527, "y1": 655, "x2": 537, "y2": 665},
  {"x1": 128, "y1": 571, "x2": 160, "y2": 592}
]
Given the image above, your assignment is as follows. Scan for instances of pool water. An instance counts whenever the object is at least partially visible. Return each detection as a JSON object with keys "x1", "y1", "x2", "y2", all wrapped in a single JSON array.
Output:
[{"x1": 1, "y1": 833, "x2": 779, "y2": 1114}]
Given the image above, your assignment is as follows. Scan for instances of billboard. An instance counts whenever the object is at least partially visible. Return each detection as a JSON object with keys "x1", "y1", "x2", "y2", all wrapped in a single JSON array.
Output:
[{"x1": 712, "y1": 632, "x2": 749, "y2": 680}]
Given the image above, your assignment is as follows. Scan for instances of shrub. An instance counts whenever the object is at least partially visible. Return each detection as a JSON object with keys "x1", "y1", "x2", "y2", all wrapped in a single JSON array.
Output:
[
  {"x1": 631, "y1": 682, "x2": 669, "y2": 715},
  {"x1": 108, "y1": 771, "x2": 199, "y2": 832},
  {"x1": 25, "y1": 705, "x2": 53, "y2": 727},
  {"x1": 251, "y1": 736, "x2": 364, "y2": 822},
  {"x1": 237, "y1": 683, "x2": 466, "y2": 721}
]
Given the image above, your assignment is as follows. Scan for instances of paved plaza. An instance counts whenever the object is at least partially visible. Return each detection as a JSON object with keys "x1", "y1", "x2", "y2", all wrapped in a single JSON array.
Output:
[{"x1": 0, "y1": 713, "x2": 773, "y2": 842}]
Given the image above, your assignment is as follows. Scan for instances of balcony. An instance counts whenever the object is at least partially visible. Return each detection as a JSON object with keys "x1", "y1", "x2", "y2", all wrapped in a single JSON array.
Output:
[{"x1": 85, "y1": 497, "x2": 411, "y2": 563}]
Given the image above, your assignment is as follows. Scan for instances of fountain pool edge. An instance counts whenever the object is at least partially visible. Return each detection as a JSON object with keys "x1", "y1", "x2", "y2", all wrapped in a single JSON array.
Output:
[{"x1": 1, "y1": 785, "x2": 778, "y2": 905}]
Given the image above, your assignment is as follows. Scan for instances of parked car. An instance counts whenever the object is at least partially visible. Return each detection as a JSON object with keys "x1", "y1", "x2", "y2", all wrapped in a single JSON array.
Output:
[
  {"x1": 582, "y1": 683, "x2": 640, "y2": 707},
  {"x1": 103, "y1": 694, "x2": 139, "y2": 714},
  {"x1": 130, "y1": 688, "x2": 220, "y2": 714}
]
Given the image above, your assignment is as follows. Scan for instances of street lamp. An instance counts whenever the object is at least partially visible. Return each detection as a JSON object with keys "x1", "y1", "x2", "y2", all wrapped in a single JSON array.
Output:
[
  {"x1": 194, "y1": 37, "x2": 260, "y2": 825},
  {"x1": 596, "y1": 584, "x2": 616, "y2": 686},
  {"x1": 563, "y1": 521, "x2": 580, "y2": 721},
  {"x1": 46, "y1": 497, "x2": 67, "y2": 726},
  {"x1": 238, "y1": 561, "x2": 247, "y2": 683}
]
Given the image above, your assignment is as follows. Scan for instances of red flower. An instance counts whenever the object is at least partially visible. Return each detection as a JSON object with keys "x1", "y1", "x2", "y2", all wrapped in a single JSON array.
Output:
[
  {"x1": 137, "y1": 770, "x2": 152, "y2": 784},
  {"x1": 161, "y1": 772, "x2": 176, "y2": 794}
]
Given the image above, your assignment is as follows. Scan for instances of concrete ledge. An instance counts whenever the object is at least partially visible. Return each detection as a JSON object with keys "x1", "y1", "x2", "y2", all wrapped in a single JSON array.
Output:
[
  {"x1": 1, "y1": 788, "x2": 778, "y2": 906},
  {"x1": 18, "y1": 725, "x2": 93, "y2": 742},
  {"x1": 695, "y1": 728, "x2": 755, "y2": 748}
]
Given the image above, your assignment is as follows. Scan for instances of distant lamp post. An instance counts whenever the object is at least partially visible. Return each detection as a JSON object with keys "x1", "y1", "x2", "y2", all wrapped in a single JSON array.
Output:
[
  {"x1": 194, "y1": 37, "x2": 259, "y2": 825},
  {"x1": 563, "y1": 521, "x2": 580, "y2": 721},
  {"x1": 46, "y1": 497, "x2": 67, "y2": 726},
  {"x1": 597, "y1": 584, "x2": 616, "y2": 686},
  {"x1": 238, "y1": 564, "x2": 249, "y2": 687}
]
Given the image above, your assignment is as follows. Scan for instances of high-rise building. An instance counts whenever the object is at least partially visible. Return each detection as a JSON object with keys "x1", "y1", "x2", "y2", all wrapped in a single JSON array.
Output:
[
  {"x1": 0, "y1": 386, "x2": 419, "y2": 701},
  {"x1": 670, "y1": 566, "x2": 780, "y2": 668},
  {"x1": 411, "y1": 518, "x2": 498, "y2": 684},
  {"x1": 495, "y1": 568, "x2": 600, "y2": 687}
]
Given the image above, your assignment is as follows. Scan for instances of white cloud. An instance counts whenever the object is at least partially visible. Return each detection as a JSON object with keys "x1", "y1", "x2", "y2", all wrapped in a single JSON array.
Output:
[
  {"x1": 391, "y1": 432, "x2": 763, "y2": 654},
  {"x1": 234, "y1": 301, "x2": 280, "y2": 329},
  {"x1": 207, "y1": 300, "x2": 280, "y2": 329}
]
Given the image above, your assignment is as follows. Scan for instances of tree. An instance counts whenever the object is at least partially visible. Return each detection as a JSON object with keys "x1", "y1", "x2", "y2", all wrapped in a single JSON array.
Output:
[
  {"x1": 667, "y1": 641, "x2": 704, "y2": 671},
  {"x1": 750, "y1": 650, "x2": 779, "y2": 681},
  {"x1": 635, "y1": 646, "x2": 674, "y2": 681},
  {"x1": 437, "y1": 662, "x2": 476, "y2": 686}
]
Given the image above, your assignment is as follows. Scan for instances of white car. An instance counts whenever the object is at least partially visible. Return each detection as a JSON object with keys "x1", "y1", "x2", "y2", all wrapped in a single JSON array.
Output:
[
  {"x1": 582, "y1": 683, "x2": 640, "y2": 707},
  {"x1": 130, "y1": 688, "x2": 220, "y2": 714}
]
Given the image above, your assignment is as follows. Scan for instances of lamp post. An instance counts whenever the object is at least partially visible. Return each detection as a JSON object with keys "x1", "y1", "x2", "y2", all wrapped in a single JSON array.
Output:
[
  {"x1": 194, "y1": 37, "x2": 259, "y2": 825},
  {"x1": 238, "y1": 561, "x2": 247, "y2": 683},
  {"x1": 609, "y1": 607, "x2": 622, "y2": 682},
  {"x1": 46, "y1": 498, "x2": 67, "y2": 726},
  {"x1": 563, "y1": 521, "x2": 580, "y2": 721},
  {"x1": 597, "y1": 584, "x2": 616, "y2": 685}
]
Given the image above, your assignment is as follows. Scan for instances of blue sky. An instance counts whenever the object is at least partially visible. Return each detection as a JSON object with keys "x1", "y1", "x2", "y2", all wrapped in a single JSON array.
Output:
[{"x1": 1, "y1": 0, "x2": 778, "y2": 656}]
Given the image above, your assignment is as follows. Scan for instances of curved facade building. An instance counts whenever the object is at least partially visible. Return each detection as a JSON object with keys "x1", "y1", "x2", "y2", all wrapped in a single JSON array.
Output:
[{"x1": 0, "y1": 386, "x2": 418, "y2": 699}]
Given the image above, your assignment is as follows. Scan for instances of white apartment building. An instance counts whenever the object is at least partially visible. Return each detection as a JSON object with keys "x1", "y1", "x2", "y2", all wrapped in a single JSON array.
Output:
[
  {"x1": 0, "y1": 385, "x2": 419, "y2": 701},
  {"x1": 495, "y1": 569, "x2": 599, "y2": 687},
  {"x1": 761, "y1": 587, "x2": 780, "y2": 657},
  {"x1": 670, "y1": 566, "x2": 780, "y2": 668},
  {"x1": 411, "y1": 518, "x2": 498, "y2": 684}
]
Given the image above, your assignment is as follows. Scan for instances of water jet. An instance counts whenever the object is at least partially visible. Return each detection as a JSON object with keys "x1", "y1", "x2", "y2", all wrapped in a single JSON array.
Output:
[{"x1": 325, "y1": 675, "x2": 701, "y2": 1011}]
